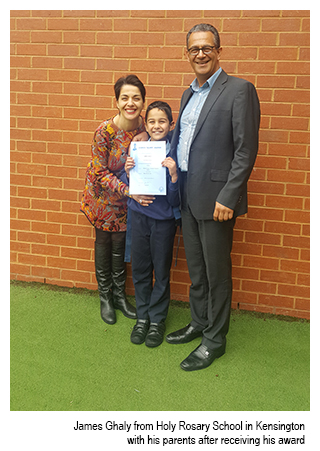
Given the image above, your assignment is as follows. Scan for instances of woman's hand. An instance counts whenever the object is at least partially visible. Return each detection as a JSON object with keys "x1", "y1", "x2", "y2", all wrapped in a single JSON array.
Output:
[
  {"x1": 125, "y1": 156, "x2": 135, "y2": 177},
  {"x1": 162, "y1": 157, "x2": 178, "y2": 183},
  {"x1": 132, "y1": 195, "x2": 155, "y2": 207}
]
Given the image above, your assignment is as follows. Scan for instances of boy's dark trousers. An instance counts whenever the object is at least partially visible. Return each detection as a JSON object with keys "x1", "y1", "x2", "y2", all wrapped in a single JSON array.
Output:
[{"x1": 130, "y1": 209, "x2": 176, "y2": 323}]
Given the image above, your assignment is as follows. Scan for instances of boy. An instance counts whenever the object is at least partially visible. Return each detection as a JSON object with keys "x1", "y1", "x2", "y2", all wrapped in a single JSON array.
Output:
[{"x1": 123, "y1": 101, "x2": 180, "y2": 347}]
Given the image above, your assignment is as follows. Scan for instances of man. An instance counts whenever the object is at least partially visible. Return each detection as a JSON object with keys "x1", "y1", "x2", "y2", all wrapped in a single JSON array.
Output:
[{"x1": 166, "y1": 23, "x2": 260, "y2": 371}]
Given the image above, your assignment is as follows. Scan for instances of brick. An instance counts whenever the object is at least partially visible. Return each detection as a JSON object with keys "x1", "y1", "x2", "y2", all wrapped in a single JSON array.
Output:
[
  {"x1": 33, "y1": 81, "x2": 62, "y2": 94},
  {"x1": 238, "y1": 62, "x2": 276, "y2": 74},
  {"x1": 61, "y1": 247, "x2": 91, "y2": 260},
  {"x1": 47, "y1": 44, "x2": 79, "y2": 57},
  {"x1": 278, "y1": 284, "x2": 309, "y2": 298},
  {"x1": 259, "y1": 294, "x2": 294, "y2": 309},
  {"x1": 17, "y1": 186, "x2": 47, "y2": 199},
  {"x1": 79, "y1": 18, "x2": 112, "y2": 31},
  {"x1": 16, "y1": 43, "x2": 46, "y2": 55},
  {"x1": 115, "y1": 46, "x2": 148, "y2": 59},
  {"x1": 48, "y1": 188, "x2": 77, "y2": 202},
  {"x1": 97, "y1": 59, "x2": 129, "y2": 72},
  {"x1": 48, "y1": 94, "x2": 79, "y2": 107},
  {"x1": 47, "y1": 118, "x2": 79, "y2": 131},
  {"x1": 267, "y1": 169, "x2": 305, "y2": 184},
  {"x1": 265, "y1": 195, "x2": 303, "y2": 210},
  {"x1": 17, "y1": 231, "x2": 46, "y2": 243},
  {"x1": 284, "y1": 210, "x2": 310, "y2": 224},
  {"x1": 32, "y1": 266, "x2": 60, "y2": 279},
  {"x1": 130, "y1": 60, "x2": 164, "y2": 73},
  {"x1": 31, "y1": 221, "x2": 61, "y2": 234},
  {"x1": 64, "y1": 58, "x2": 95, "y2": 70},
  {"x1": 48, "y1": 19, "x2": 79, "y2": 30},
  {"x1": 46, "y1": 234, "x2": 77, "y2": 247},
  {"x1": 262, "y1": 18, "x2": 301, "y2": 32},
  {"x1": 242, "y1": 280, "x2": 277, "y2": 295},
  {"x1": 47, "y1": 256, "x2": 76, "y2": 270},
  {"x1": 279, "y1": 33, "x2": 310, "y2": 46},
  {"x1": 17, "y1": 92, "x2": 47, "y2": 105},
  {"x1": 274, "y1": 89, "x2": 309, "y2": 104},
  {"x1": 49, "y1": 70, "x2": 80, "y2": 82},
  {"x1": 131, "y1": 33, "x2": 164, "y2": 46},
  {"x1": 81, "y1": 45, "x2": 113, "y2": 58},
  {"x1": 295, "y1": 298, "x2": 310, "y2": 311},
  {"x1": 114, "y1": 19, "x2": 147, "y2": 32},
  {"x1": 257, "y1": 75, "x2": 295, "y2": 89},
  {"x1": 61, "y1": 269, "x2": 91, "y2": 283},
  {"x1": 97, "y1": 32, "x2": 130, "y2": 46},
  {"x1": 295, "y1": 238, "x2": 310, "y2": 256},
  {"x1": 277, "y1": 61, "x2": 310, "y2": 75},
  {"x1": 10, "y1": 263, "x2": 31, "y2": 276},
  {"x1": 17, "y1": 18, "x2": 46, "y2": 30},
  {"x1": 31, "y1": 31, "x2": 62, "y2": 43},
  {"x1": 223, "y1": 19, "x2": 260, "y2": 32},
  {"x1": 150, "y1": 18, "x2": 183, "y2": 32},
  {"x1": 47, "y1": 211, "x2": 77, "y2": 224},
  {"x1": 32, "y1": 243, "x2": 60, "y2": 257},
  {"x1": 263, "y1": 245, "x2": 299, "y2": 260}
]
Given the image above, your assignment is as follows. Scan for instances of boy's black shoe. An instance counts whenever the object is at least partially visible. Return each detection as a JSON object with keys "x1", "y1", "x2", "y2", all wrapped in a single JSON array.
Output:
[
  {"x1": 130, "y1": 319, "x2": 150, "y2": 344},
  {"x1": 145, "y1": 322, "x2": 166, "y2": 348}
]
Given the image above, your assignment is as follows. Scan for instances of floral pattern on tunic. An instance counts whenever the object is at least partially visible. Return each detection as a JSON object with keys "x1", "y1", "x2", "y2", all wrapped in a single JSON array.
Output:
[{"x1": 80, "y1": 116, "x2": 145, "y2": 232}]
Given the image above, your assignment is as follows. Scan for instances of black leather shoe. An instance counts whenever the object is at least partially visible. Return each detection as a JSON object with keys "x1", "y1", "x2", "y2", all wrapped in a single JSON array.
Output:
[
  {"x1": 131, "y1": 319, "x2": 150, "y2": 344},
  {"x1": 145, "y1": 322, "x2": 166, "y2": 348},
  {"x1": 166, "y1": 323, "x2": 202, "y2": 344},
  {"x1": 180, "y1": 344, "x2": 225, "y2": 372}
]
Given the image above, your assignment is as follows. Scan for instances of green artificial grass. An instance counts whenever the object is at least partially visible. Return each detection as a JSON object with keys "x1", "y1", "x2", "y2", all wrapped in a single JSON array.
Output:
[{"x1": 10, "y1": 280, "x2": 310, "y2": 411}]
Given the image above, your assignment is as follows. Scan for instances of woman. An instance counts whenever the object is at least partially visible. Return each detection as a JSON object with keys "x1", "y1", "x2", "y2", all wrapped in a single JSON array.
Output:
[{"x1": 80, "y1": 74, "x2": 146, "y2": 325}]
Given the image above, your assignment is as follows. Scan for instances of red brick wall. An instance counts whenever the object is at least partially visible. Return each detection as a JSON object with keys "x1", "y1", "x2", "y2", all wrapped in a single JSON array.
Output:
[{"x1": 10, "y1": 10, "x2": 310, "y2": 319}]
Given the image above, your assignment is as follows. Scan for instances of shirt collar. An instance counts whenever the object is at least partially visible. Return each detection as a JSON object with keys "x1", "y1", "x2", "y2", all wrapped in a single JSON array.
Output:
[{"x1": 190, "y1": 66, "x2": 222, "y2": 92}]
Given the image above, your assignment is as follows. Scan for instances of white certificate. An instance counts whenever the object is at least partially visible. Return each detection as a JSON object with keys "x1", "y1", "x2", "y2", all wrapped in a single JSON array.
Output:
[{"x1": 129, "y1": 141, "x2": 167, "y2": 195}]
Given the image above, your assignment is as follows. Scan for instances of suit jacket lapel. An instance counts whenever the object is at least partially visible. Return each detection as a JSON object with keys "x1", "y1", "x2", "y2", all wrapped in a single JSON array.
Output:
[{"x1": 191, "y1": 69, "x2": 228, "y2": 145}]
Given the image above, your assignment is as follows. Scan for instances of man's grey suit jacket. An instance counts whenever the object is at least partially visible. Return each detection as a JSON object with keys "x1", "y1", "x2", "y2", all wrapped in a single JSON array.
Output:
[{"x1": 171, "y1": 69, "x2": 261, "y2": 220}]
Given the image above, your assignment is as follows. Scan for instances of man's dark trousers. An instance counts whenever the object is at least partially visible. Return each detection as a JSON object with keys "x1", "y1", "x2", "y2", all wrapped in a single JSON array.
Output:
[{"x1": 180, "y1": 173, "x2": 235, "y2": 352}]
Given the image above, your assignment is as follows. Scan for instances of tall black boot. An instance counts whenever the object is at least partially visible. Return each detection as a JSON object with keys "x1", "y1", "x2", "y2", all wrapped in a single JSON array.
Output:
[
  {"x1": 111, "y1": 233, "x2": 137, "y2": 320},
  {"x1": 95, "y1": 241, "x2": 116, "y2": 325}
]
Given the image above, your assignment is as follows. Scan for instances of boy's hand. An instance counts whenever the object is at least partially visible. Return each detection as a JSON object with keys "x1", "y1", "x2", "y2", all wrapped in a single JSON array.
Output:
[
  {"x1": 162, "y1": 157, "x2": 178, "y2": 183},
  {"x1": 125, "y1": 156, "x2": 135, "y2": 177},
  {"x1": 132, "y1": 131, "x2": 148, "y2": 142}
]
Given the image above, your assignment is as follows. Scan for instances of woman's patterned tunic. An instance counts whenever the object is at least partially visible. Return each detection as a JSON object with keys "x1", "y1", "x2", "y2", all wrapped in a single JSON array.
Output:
[{"x1": 80, "y1": 116, "x2": 145, "y2": 232}]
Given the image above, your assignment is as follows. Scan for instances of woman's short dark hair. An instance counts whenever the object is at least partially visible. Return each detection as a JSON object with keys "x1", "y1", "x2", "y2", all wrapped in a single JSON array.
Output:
[
  {"x1": 145, "y1": 101, "x2": 173, "y2": 124},
  {"x1": 186, "y1": 23, "x2": 220, "y2": 49},
  {"x1": 114, "y1": 74, "x2": 146, "y2": 102}
]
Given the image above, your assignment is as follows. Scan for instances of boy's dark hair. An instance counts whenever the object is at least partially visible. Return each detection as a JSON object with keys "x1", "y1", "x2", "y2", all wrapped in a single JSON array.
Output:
[
  {"x1": 114, "y1": 74, "x2": 146, "y2": 102},
  {"x1": 145, "y1": 101, "x2": 173, "y2": 123}
]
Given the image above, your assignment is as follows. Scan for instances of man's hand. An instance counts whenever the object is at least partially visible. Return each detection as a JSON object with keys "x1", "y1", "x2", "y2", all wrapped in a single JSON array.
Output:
[{"x1": 213, "y1": 202, "x2": 234, "y2": 222}]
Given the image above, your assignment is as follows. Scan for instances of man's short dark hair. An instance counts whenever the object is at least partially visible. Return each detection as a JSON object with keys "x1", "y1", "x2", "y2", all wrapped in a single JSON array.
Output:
[
  {"x1": 186, "y1": 23, "x2": 220, "y2": 49},
  {"x1": 145, "y1": 100, "x2": 173, "y2": 124},
  {"x1": 114, "y1": 74, "x2": 146, "y2": 102}
]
